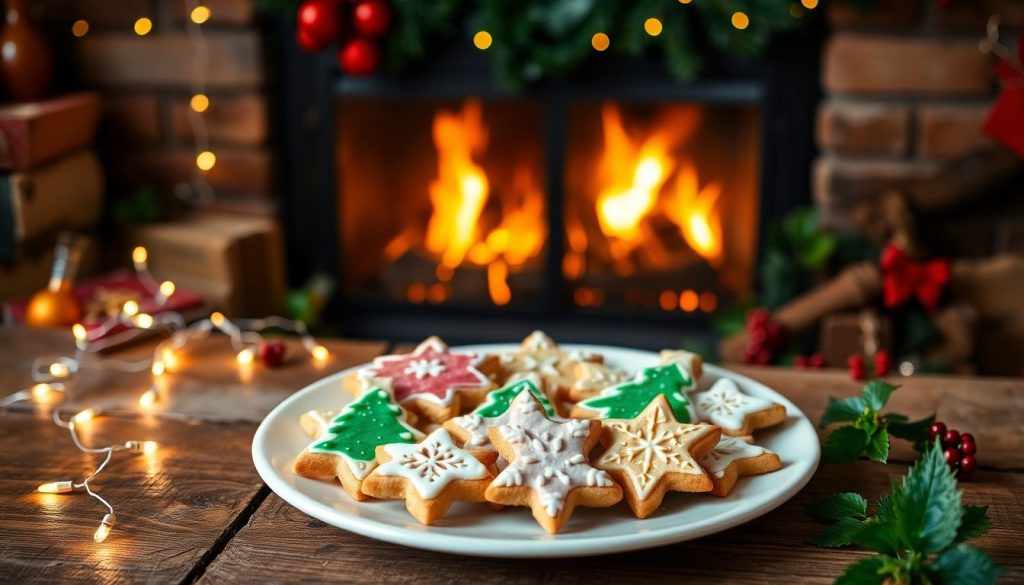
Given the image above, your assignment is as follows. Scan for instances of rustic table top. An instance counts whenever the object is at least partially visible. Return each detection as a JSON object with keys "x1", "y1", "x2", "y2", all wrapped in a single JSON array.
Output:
[{"x1": 0, "y1": 328, "x2": 1020, "y2": 584}]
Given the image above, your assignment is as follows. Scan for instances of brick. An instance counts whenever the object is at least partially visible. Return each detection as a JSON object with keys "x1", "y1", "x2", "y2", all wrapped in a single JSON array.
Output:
[
  {"x1": 813, "y1": 157, "x2": 939, "y2": 226},
  {"x1": 917, "y1": 104, "x2": 994, "y2": 159},
  {"x1": 827, "y1": 0, "x2": 918, "y2": 28},
  {"x1": 75, "y1": 32, "x2": 263, "y2": 88},
  {"x1": 168, "y1": 94, "x2": 267, "y2": 145},
  {"x1": 817, "y1": 101, "x2": 910, "y2": 156},
  {"x1": 997, "y1": 221, "x2": 1024, "y2": 255},
  {"x1": 109, "y1": 147, "x2": 272, "y2": 197},
  {"x1": 170, "y1": 0, "x2": 254, "y2": 25},
  {"x1": 933, "y1": 0, "x2": 1024, "y2": 29},
  {"x1": 33, "y1": 0, "x2": 155, "y2": 25},
  {"x1": 103, "y1": 94, "x2": 161, "y2": 145},
  {"x1": 823, "y1": 35, "x2": 992, "y2": 95}
]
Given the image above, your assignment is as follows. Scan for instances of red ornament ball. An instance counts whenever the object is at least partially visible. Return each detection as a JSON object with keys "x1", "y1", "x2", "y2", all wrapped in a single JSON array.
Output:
[
  {"x1": 338, "y1": 38, "x2": 379, "y2": 76},
  {"x1": 298, "y1": 0, "x2": 342, "y2": 45},
  {"x1": 259, "y1": 340, "x2": 287, "y2": 368},
  {"x1": 352, "y1": 0, "x2": 391, "y2": 39},
  {"x1": 296, "y1": 27, "x2": 329, "y2": 53}
]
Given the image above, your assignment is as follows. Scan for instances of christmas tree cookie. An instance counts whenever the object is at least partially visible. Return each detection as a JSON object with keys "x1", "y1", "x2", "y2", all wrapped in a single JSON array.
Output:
[
  {"x1": 481, "y1": 331, "x2": 603, "y2": 409},
  {"x1": 484, "y1": 391, "x2": 621, "y2": 534},
  {"x1": 699, "y1": 435, "x2": 781, "y2": 496},
  {"x1": 691, "y1": 378, "x2": 786, "y2": 436},
  {"x1": 293, "y1": 387, "x2": 422, "y2": 501},
  {"x1": 571, "y1": 362, "x2": 696, "y2": 423},
  {"x1": 361, "y1": 428, "x2": 495, "y2": 525},
  {"x1": 594, "y1": 396, "x2": 721, "y2": 518},
  {"x1": 444, "y1": 377, "x2": 556, "y2": 452},
  {"x1": 346, "y1": 336, "x2": 493, "y2": 425}
]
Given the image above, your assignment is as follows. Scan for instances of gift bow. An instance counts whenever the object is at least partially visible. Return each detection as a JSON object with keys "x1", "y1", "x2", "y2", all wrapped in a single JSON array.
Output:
[{"x1": 879, "y1": 245, "x2": 950, "y2": 311}]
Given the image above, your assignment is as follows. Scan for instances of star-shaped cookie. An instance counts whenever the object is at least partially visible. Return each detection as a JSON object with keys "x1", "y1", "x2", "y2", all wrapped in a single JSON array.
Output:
[
  {"x1": 484, "y1": 391, "x2": 621, "y2": 534},
  {"x1": 293, "y1": 387, "x2": 423, "y2": 501},
  {"x1": 567, "y1": 362, "x2": 629, "y2": 401},
  {"x1": 699, "y1": 435, "x2": 781, "y2": 496},
  {"x1": 594, "y1": 395, "x2": 721, "y2": 518},
  {"x1": 361, "y1": 428, "x2": 495, "y2": 524},
  {"x1": 483, "y1": 331, "x2": 603, "y2": 409},
  {"x1": 445, "y1": 377, "x2": 557, "y2": 453},
  {"x1": 691, "y1": 378, "x2": 786, "y2": 436},
  {"x1": 346, "y1": 336, "x2": 493, "y2": 425}
]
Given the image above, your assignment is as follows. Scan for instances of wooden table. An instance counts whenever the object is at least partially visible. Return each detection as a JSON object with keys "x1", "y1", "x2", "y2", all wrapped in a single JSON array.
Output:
[{"x1": 0, "y1": 328, "x2": 1021, "y2": 583}]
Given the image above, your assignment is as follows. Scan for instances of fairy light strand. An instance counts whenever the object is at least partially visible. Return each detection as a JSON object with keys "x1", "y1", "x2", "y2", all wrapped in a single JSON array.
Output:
[
  {"x1": 182, "y1": 0, "x2": 216, "y2": 204},
  {"x1": 1, "y1": 246, "x2": 329, "y2": 543}
]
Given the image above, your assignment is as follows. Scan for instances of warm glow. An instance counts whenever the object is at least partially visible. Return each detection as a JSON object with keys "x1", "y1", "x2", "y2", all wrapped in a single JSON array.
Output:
[
  {"x1": 487, "y1": 261, "x2": 511, "y2": 306},
  {"x1": 191, "y1": 94, "x2": 210, "y2": 113},
  {"x1": 72, "y1": 20, "x2": 89, "y2": 37},
  {"x1": 801, "y1": 0, "x2": 818, "y2": 8},
  {"x1": 678, "y1": 0, "x2": 692, "y2": 3},
  {"x1": 644, "y1": 18, "x2": 663, "y2": 36},
  {"x1": 731, "y1": 12, "x2": 749, "y2": 29},
  {"x1": 191, "y1": 5, "x2": 211, "y2": 23},
  {"x1": 151, "y1": 360, "x2": 166, "y2": 376},
  {"x1": 659, "y1": 290, "x2": 676, "y2": 311},
  {"x1": 139, "y1": 389, "x2": 157, "y2": 408},
  {"x1": 72, "y1": 323, "x2": 87, "y2": 341},
  {"x1": 236, "y1": 348, "x2": 255, "y2": 365},
  {"x1": 159, "y1": 281, "x2": 176, "y2": 297},
  {"x1": 37, "y1": 481, "x2": 74, "y2": 494},
  {"x1": 142, "y1": 441, "x2": 158, "y2": 455},
  {"x1": 161, "y1": 349, "x2": 178, "y2": 369},
  {"x1": 134, "y1": 18, "x2": 153, "y2": 36},
  {"x1": 700, "y1": 291, "x2": 718, "y2": 313},
  {"x1": 680, "y1": 289, "x2": 699, "y2": 312},
  {"x1": 210, "y1": 312, "x2": 225, "y2": 326},
  {"x1": 663, "y1": 161, "x2": 724, "y2": 266},
  {"x1": 73, "y1": 409, "x2": 95, "y2": 424},
  {"x1": 311, "y1": 345, "x2": 329, "y2": 362},
  {"x1": 49, "y1": 362, "x2": 70, "y2": 377},
  {"x1": 122, "y1": 300, "x2": 140, "y2": 317},
  {"x1": 94, "y1": 514, "x2": 115, "y2": 543},
  {"x1": 132, "y1": 246, "x2": 148, "y2": 266},
  {"x1": 135, "y1": 314, "x2": 155, "y2": 329},
  {"x1": 473, "y1": 31, "x2": 492, "y2": 50},
  {"x1": 196, "y1": 151, "x2": 216, "y2": 171},
  {"x1": 591, "y1": 33, "x2": 610, "y2": 51},
  {"x1": 32, "y1": 383, "x2": 53, "y2": 400}
]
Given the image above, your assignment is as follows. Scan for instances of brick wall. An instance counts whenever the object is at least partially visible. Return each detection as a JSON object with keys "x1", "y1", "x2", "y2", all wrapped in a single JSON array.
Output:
[
  {"x1": 35, "y1": 0, "x2": 274, "y2": 214},
  {"x1": 815, "y1": 0, "x2": 1022, "y2": 244}
]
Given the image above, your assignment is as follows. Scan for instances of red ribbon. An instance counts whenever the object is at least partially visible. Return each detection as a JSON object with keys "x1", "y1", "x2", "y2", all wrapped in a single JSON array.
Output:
[{"x1": 879, "y1": 245, "x2": 950, "y2": 311}]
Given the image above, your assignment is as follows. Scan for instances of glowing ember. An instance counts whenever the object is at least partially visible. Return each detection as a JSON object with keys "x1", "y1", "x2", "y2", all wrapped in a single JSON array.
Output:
[{"x1": 663, "y1": 161, "x2": 724, "y2": 266}]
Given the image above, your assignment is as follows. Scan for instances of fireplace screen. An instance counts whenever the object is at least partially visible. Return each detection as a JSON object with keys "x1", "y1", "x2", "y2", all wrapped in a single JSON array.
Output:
[{"x1": 335, "y1": 97, "x2": 760, "y2": 316}]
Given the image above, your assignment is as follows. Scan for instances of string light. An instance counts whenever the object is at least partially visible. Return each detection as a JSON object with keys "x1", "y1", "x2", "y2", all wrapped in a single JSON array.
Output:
[
  {"x1": 72, "y1": 323, "x2": 87, "y2": 342},
  {"x1": 591, "y1": 32, "x2": 610, "y2": 52},
  {"x1": 37, "y1": 481, "x2": 76, "y2": 494},
  {"x1": 49, "y1": 363, "x2": 70, "y2": 377},
  {"x1": 71, "y1": 19, "x2": 89, "y2": 37},
  {"x1": 183, "y1": 0, "x2": 217, "y2": 204},
  {"x1": 32, "y1": 383, "x2": 54, "y2": 400},
  {"x1": 190, "y1": 93, "x2": 210, "y2": 113},
  {"x1": 138, "y1": 389, "x2": 158, "y2": 409},
  {"x1": 644, "y1": 18, "x2": 663, "y2": 37},
  {"x1": 311, "y1": 345, "x2": 329, "y2": 362},
  {"x1": 196, "y1": 150, "x2": 216, "y2": 171},
  {"x1": 236, "y1": 348, "x2": 255, "y2": 365},
  {"x1": 801, "y1": 0, "x2": 818, "y2": 8},
  {"x1": 132, "y1": 246, "x2": 148, "y2": 270},
  {"x1": 678, "y1": 0, "x2": 692, "y2": 4},
  {"x1": 731, "y1": 12, "x2": 750, "y2": 30},
  {"x1": 473, "y1": 31, "x2": 492, "y2": 50},
  {"x1": 159, "y1": 281, "x2": 176, "y2": 298},
  {"x1": 134, "y1": 17, "x2": 152, "y2": 36},
  {"x1": 190, "y1": 5, "x2": 211, "y2": 24},
  {"x1": 94, "y1": 514, "x2": 116, "y2": 543},
  {"x1": 134, "y1": 313, "x2": 155, "y2": 329},
  {"x1": 73, "y1": 408, "x2": 96, "y2": 424}
]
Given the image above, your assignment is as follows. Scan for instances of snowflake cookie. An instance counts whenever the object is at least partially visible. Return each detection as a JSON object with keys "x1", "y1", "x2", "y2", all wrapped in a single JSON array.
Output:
[
  {"x1": 593, "y1": 395, "x2": 721, "y2": 518},
  {"x1": 345, "y1": 336, "x2": 493, "y2": 425},
  {"x1": 479, "y1": 331, "x2": 603, "y2": 411},
  {"x1": 484, "y1": 390, "x2": 622, "y2": 534},
  {"x1": 691, "y1": 378, "x2": 786, "y2": 436},
  {"x1": 361, "y1": 428, "x2": 495, "y2": 525},
  {"x1": 293, "y1": 387, "x2": 423, "y2": 501},
  {"x1": 699, "y1": 435, "x2": 782, "y2": 496}
]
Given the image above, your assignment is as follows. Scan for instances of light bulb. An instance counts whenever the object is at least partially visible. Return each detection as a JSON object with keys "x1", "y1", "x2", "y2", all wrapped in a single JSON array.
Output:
[
  {"x1": 138, "y1": 389, "x2": 157, "y2": 408},
  {"x1": 196, "y1": 151, "x2": 216, "y2": 171},
  {"x1": 142, "y1": 441, "x2": 158, "y2": 455},
  {"x1": 473, "y1": 31, "x2": 492, "y2": 50},
  {"x1": 37, "y1": 480, "x2": 75, "y2": 494},
  {"x1": 236, "y1": 348, "x2": 255, "y2": 365},
  {"x1": 151, "y1": 361, "x2": 165, "y2": 376},
  {"x1": 210, "y1": 312, "x2": 225, "y2": 327},
  {"x1": 72, "y1": 323, "x2": 87, "y2": 342},
  {"x1": 135, "y1": 314, "x2": 155, "y2": 329},
  {"x1": 94, "y1": 513, "x2": 116, "y2": 543},
  {"x1": 31, "y1": 383, "x2": 53, "y2": 400},
  {"x1": 190, "y1": 93, "x2": 210, "y2": 113},
  {"x1": 122, "y1": 300, "x2": 140, "y2": 317},
  {"x1": 73, "y1": 408, "x2": 95, "y2": 424},
  {"x1": 190, "y1": 5, "x2": 211, "y2": 23},
  {"x1": 49, "y1": 363, "x2": 70, "y2": 377},
  {"x1": 71, "y1": 19, "x2": 89, "y2": 37},
  {"x1": 132, "y1": 246, "x2": 148, "y2": 267},
  {"x1": 159, "y1": 281, "x2": 176, "y2": 297},
  {"x1": 134, "y1": 17, "x2": 152, "y2": 36},
  {"x1": 311, "y1": 345, "x2": 329, "y2": 362}
]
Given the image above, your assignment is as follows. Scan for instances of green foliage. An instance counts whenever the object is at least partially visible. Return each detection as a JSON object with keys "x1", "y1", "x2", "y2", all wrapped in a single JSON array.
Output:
[
  {"x1": 109, "y1": 185, "x2": 164, "y2": 225},
  {"x1": 761, "y1": 208, "x2": 837, "y2": 309},
  {"x1": 819, "y1": 381, "x2": 934, "y2": 465},
  {"x1": 810, "y1": 441, "x2": 1001, "y2": 585}
]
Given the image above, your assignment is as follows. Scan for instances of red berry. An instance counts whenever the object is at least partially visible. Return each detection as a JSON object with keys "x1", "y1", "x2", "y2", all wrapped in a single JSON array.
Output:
[
  {"x1": 755, "y1": 349, "x2": 772, "y2": 365},
  {"x1": 749, "y1": 309, "x2": 769, "y2": 326},
  {"x1": 850, "y1": 365, "x2": 865, "y2": 381},
  {"x1": 808, "y1": 353, "x2": 825, "y2": 369},
  {"x1": 959, "y1": 432, "x2": 974, "y2": 445},
  {"x1": 296, "y1": 27, "x2": 329, "y2": 52},
  {"x1": 794, "y1": 355, "x2": 809, "y2": 369},
  {"x1": 352, "y1": 0, "x2": 391, "y2": 39},
  {"x1": 749, "y1": 327, "x2": 768, "y2": 345},
  {"x1": 943, "y1": 430, "x2": 960, "y2": 448},
  {"x1": 298, "y1": 0, "x2": 342, "y2": 45},
  {"x1": 765, "y1": 320, "x2": 783, "y2": 342},
  {"x1": 960, "y1": 440, "x2": 976, "y2": 456},
  {"x1": 259, "y1": 340, "x2": 287, "y2": 368},
  {"x1": 944, "y1": 448, "x2": 960, "y2": 467},
  {"x1": 338, "y1": 38, "x2": 379, "y2": 76},
  {"x1": 873, "y1": 351, "x2": 890, "y2": 377},
  {"x1": 847, "y1": 354, "x2": 863, "y2": 368},
  {"x1": 928, "y1": 421, "x2": 947, "y2": 441},
  {"x1": 958, "y1": 455, "x2": 977, "y2": 480}
]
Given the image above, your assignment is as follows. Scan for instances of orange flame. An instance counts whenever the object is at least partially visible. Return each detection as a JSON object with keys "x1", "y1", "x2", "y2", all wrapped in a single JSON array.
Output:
[{"x1": 664, "y1": 161, "x2": 723, "y2": 266}]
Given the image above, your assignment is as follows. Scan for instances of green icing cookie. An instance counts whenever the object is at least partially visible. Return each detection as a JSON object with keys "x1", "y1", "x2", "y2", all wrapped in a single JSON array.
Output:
[
  {"x1": 312, "y1": 388, "x2": 417, "y2": 463},
  {"x1": 577, "y1": 363, "x2": 694, "y2": 422},
  {"x1": 473, "y1": 378, "x2": 556, "y2": 418}
]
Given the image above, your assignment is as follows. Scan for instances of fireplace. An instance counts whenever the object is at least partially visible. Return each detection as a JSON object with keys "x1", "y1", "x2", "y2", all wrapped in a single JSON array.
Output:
[{"x1": 275, "y1": 30, "x2": 821, "y2": 348}]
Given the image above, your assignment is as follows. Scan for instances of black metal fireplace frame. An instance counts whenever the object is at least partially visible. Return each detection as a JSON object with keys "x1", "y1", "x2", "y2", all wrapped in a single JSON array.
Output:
[{"x1": 271, "y1": 18, "x2": 823, "y2": 348}]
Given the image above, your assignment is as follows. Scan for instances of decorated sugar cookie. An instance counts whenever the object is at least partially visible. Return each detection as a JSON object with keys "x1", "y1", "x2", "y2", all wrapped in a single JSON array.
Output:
[
  {"x1": 298, "y1": 409, "x2": 339, "y2": 438},
  {"x1": 594, "y1": 396, "x2": 720, "y2": 518},
  {"x1": 361, "y1": 428, "x2": 495, "y2": 524},
  {"x1": 571, "y1": 362, "x2": 696, "y2": 423},
  {"x1": 293, "y1": 387, "x2": 422, "y2": 501},
  {"x1": 484, "y1": 391, "x2": 621, "y2": 534},
  {"x1": 691, "y1": 378, "x2": 786, "y2": 436},
  {"x1": 567, "y1": 362, "x2": 629, "y2": 401},
  {"x1": 445, "y1": 377, "x2": 557, "y2": 452},
  {"x1": 659, "y1": 349, "x2": 703, "y2": 381},
  {"x1": 481, "y1": 331, "x2": 603, "y2": 408},
  {"x1": 346, "y1": 336, "x2": 493, "y2": 425},
  {"x1": 699, "y1": 435, "x2": 782, "y2": 496}
]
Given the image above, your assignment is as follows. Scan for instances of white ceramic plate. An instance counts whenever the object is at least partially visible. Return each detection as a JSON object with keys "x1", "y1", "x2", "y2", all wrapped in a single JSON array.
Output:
[{"x1": 252, "y1": 344, "x2": 820, "y2": 558}]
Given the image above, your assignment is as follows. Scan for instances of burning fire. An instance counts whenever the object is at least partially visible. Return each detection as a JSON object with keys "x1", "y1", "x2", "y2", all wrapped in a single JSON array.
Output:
[
  {"x1": 391, "y1": 100, "x2": 546, "y2": 306},
  {"x1": 591, "y1": 104, "x2": 724, "y2": 268}
]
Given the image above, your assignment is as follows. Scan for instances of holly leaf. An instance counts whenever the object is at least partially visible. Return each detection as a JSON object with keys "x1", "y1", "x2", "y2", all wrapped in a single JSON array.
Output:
[
  {"x1": 811, "y1": 517, "x2": 864, "y2": 548},
  {"x1": 852, "y1": 518, "x2": 901, "y2": 555},
  {"x1": 799, "y1": 234, "x2": 837, "y2": 270},
  {"x1": 877, "y1": 493, "x2": 895, "y2": 522},
  {"x1": 887, "y1": 414, "x2": 935, "y2": 450},
  {"x1": 955, "y1": 505, "x2": 991, "y2": 543},
  {"x1": 834, "y1": 555, "x2": 888, "y2": 585},
  {"x1": 820, "y1": 396, "x2": 868, "y2": 428},
  {"x1": 809, "y1": 492, "x2": 867, "y2": 522},
  {"x1": 865, "y1": 428, "x2": 890, "y2": 463},
  {"x1": 893, "y1": 440, "x2": 962, "y2": 553},
  {"x1": 822, "y1": 426, "x2": 871, "y2": 465},
  {"x1": 930, "y1": 545, "x2": 1002, "y2": 585},
  {"x1": 862, "y1": 381, "x2": 898, "y2": 411}
]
